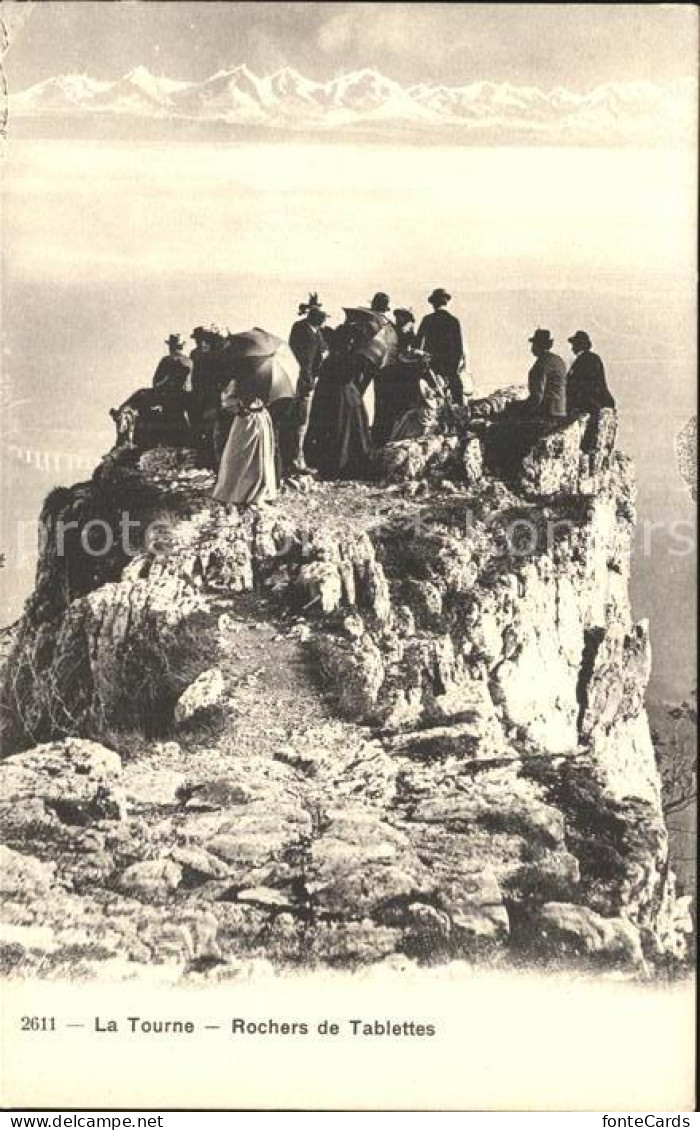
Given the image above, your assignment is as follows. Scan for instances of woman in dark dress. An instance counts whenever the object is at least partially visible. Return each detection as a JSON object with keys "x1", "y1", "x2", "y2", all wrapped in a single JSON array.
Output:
[
  {"x1": 372, "y1": 308, "x2": 424, "y2": 446},
  {"x1": 305, "y1": 321, "x2": 373, "y2": 481}
]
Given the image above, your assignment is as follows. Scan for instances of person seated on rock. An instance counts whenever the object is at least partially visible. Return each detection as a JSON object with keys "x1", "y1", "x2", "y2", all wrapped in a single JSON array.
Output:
[
  {"x1": 566, "y1": 330, "x2": 615, "y2": 417},
  {"x1": 111, "y1": 333, "x2": 194, "y2": 447},
  {"x1": 212, "y1": 381, "x2": 277, "y2": 509},
  {"x1": 153, "y1": 332, "x2": 193, "y2": 395},
  {"x1": 483, "y1": 330, "x2": 568, "y2": 478},
  {"x1": 372, "y1": 312, "x2": 428, "y2": 446},
  {"x1": 133, "y1": 332, "x2": 193, "y2": 411},
  {"x1": 520, "y1": 329, "x2": 568, "y2": 423},
  {"x1": 389, "y1": 373, "x2": 447, "y2": 443}
]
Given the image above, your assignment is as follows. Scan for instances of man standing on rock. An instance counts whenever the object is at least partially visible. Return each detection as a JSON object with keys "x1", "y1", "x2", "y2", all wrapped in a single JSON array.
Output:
[
  {"x1": 566, "y1": 330, "x2": 615, "y2": 416},
  {"x1": 189, "y1": 325, "x2": 213, "y2": 446},
  {"x1": 416, "y1": 288, "x2": 466, "y2": 406},
  {"x1": 285, "y1": 293, "x2": 330, "y2": 476},
  {"x1": 369, "y1": 292, "x2": 392, "y2": 318}
]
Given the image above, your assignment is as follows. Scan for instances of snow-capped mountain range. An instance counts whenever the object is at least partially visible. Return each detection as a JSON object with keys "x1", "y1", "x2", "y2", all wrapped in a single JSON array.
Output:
[{"x1": 8, "y1": 65, "x2": 696, "y2": 145}]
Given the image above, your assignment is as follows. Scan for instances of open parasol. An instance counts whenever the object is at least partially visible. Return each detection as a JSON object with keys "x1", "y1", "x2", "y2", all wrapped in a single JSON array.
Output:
[
  {"x1": 225, "y1": 328, "x2": 300, "y2": 404},
  {"x1": 342, "y1": 307, "x2": 398, "y2": 370}
]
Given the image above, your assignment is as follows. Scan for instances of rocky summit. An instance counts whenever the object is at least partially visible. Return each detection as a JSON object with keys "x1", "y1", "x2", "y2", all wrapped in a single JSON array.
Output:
[{"x1": 0, "y1": 395, "x2": 693, "y2": 982}]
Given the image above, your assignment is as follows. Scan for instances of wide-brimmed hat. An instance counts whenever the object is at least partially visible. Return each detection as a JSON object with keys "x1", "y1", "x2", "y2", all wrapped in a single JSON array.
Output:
[
  {"x1": 394, "y1": 307, "x2": 415, "y2": 324},
  {"x1": 191, "y1": 325, "x2": 207, "y2": 341},
  {"x1": 165, "y1": 333, "x2": 186, "y2": 348},
  {"x1": 369, "y1": 292, "x2": 391, "y2": 313},
  {"x1": 568, "y1": 330, "x2": 591, "y2": 348},
  {"x1": 428, "y1": 288, "x2": 451, "y2": 305},
  {"x1": 529, "y1": 328, "x2": 554, "y2": 348}
]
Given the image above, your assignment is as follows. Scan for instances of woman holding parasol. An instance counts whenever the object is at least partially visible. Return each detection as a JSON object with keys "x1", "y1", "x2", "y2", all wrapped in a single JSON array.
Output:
[{"x1": 212, "y1": 329, "x2": 299, "y2": 508}]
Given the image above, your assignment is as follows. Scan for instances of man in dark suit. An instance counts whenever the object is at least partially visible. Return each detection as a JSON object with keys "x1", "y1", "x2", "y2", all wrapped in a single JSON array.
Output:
[
  {"x1": 153, "y1": 333, "x2": 193, "y2": 393},
  {"x1": 286, "y1": 294, "x2": 329, "y2": 475},
  {"x1": 416, "y1": 288, "x2": 466, "y2": 405},
  {"x1": 115, "y1": 333, "x2": 193, "y2": 446},
  {"x1": 485, "y1": 328, "x2": 567, "y2": 476},
  {"x1": 369, "y1": 292, "x2": 391, "y2": 316},
  {"x1": 190, "y1": 326, "x2": 210, "y2": 393},
  {"x1": 526, "y1": 328, "x2": 567, "y2": 420},
  {"x1": 189, "y1": 326, "x2": 213, "y2": 443},
  {"x1": 566, "y1": 330, "x2": 615, "y2": 416}
]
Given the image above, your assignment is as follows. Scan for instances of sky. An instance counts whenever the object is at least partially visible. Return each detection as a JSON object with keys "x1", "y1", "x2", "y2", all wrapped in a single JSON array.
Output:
[{"x1": 1, "y1": 1, "x2": 697, "y2": 92}]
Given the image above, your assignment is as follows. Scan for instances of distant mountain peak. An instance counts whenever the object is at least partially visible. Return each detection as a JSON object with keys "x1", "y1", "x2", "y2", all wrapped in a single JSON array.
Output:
[
  {"x1": 8, "y1": 64, "x2": 695, "y2": 147},
  {"x1": 124, "y1": 64, "x2": 156, "y2": 80},
  {"x1": 270, "y1": 65, "x2": 306, "y2": 81}
]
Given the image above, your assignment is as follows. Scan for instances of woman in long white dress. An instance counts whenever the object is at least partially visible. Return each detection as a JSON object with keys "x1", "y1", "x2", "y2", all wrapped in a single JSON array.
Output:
[{"x1": 212, "y1": 381, "x2": 278, "y2": 508}]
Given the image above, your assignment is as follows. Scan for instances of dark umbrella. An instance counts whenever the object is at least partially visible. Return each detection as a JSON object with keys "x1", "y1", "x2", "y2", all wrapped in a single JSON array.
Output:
[
  {"x1": 225, "y1": 328, "x2": 300, "y2": 404},
  {"x1": 342, "y1": 307, "x2": 398, "y2": 370}
]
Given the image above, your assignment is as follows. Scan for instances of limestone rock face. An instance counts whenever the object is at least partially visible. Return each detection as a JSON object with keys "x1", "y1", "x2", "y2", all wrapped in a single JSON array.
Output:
[
  {"x1": 0, "y1": 846, "x2": 57, "y2": 897},
  {"x1": 530, "y1": 902, "x2": 644, "y2": 966},
  {"x1": 0, "y1": 402, "x2": 691, "y2": 980},
  {"x1": 675, "y1": 414, "x2": 697, "y2": 501},
  {"x1": 175, "y1": 668, "x2": 225, "y2": 725},
  {"x1": 0, "y1": 739, "x2": 126, "y2": 829},
  {"x1": 118, "y1": 859, "x2": 183, "y2": 901}
]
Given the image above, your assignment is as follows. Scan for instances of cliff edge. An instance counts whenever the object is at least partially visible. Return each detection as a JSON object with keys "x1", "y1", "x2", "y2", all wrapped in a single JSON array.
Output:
[{"x1": 0, "y1": 398, "x2": 692, "y2": 980}]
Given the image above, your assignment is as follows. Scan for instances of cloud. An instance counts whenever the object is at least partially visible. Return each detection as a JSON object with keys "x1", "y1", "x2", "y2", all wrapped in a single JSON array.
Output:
[
  {"x1": 313, "y1": 3, "x2": 698, "y2": 89},
  {"x1": 316, "y1": 6, "x2": 427, "y2": 59},
  {"x1": 316, "y1": 10, "x2": 353, "y2": 55},
  {"x1": 245, "y1": 24, "x2": 290, "y2": 73},
  {"x1": 315, "y1": 5, "x2": 499, "y2": 78}
]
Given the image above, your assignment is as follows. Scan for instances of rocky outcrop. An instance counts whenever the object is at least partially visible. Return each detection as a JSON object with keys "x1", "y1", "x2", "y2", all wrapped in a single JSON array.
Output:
[
  {"x1": 0, "y1": 403, "x2": 692, "y2": 980},
  {"x1": 650, "y1": 696, "x2": 697, "y2": 939},
  {"x1": 174, "y1": 667, "x2": 225, "y2": 725},
  {"x1": 675, "y1": 414, "x2": 697, "y2": 501}
]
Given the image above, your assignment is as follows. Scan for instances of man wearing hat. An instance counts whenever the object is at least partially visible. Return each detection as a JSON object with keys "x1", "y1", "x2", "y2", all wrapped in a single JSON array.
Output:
[
  {"x1": 153, "y1": 333, "x2": 193, "y2": 393},
  {"x1": 566, "y1": 331, "x2": 615, "y2": 416},
  {"x1": 284, "y1": 294, "x2": 330, "y2": 475},
  {"x1": 526, "y1": 329, "x2": 567, "y2": 420},
  {"x1": 417, "y1": 288, "x2": 466, "y2": 406},
  {"x1": 189, "y1": 326, "x2": 215, "y2": 445},
  {"x1": 190, "y1": 325, "x2": 211, "y2": 386},
  {"x1": 148, "y1": 332, "x2": 194, "y2": 434},
  {"x1": 369, "y1": 292, "x2": 391, "y2": 317},
  {"x1": 116, "y1": 333, "x2": 193, "y2": 443}
]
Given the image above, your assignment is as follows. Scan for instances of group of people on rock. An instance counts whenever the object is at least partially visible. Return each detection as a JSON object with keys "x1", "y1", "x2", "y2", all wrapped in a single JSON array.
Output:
[
  {"x1": 476, "y1": 325, "x2": 616, "y2": 475},
  {"x1": 523, "y1": 327, "x2": 615, "y2": 422},
  {"x1": 115, "y1": 286, "x2": 615, "y2": 509}
]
